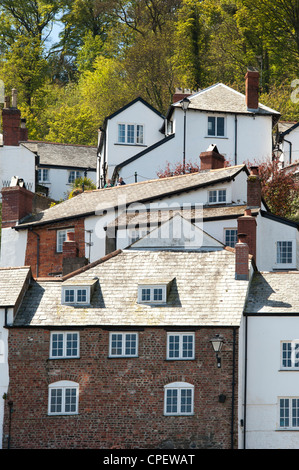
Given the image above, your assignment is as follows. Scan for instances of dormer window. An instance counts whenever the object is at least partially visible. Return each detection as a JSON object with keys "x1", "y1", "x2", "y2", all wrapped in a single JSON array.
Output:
[
  {"x1": 208, "y1": 189, "x2": 226, "y2": 204},
  {"x1": 61, "y1": 279, "x2": 98, "y2": 306},
  {"x1": 138, "y1": 280, "x2": 172, "y2": 304}
]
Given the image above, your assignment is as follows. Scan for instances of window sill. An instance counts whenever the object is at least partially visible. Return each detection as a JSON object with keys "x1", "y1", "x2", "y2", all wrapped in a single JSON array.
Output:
[
  {"x1": 114, "y1": 143, "x2": 147, "y2": 147},
  {"x1": 205, "y1": 136, "x2": 228, "y2": 139},
  {"x1": 108, "y1": 355, "x2": 139, "y2": 359}
]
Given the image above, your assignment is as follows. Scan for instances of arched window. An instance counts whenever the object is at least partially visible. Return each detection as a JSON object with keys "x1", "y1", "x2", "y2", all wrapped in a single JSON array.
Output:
[
  {"x1": 48, "y1": 380, "x2": 79, "y2": 415},
  {"x1": 164, "y1": 382, "x2": 194, "y2": 415}
]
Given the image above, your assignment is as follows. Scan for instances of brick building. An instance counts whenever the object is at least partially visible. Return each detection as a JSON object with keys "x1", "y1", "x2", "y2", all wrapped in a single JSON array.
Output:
[{"x1": 2, "y1": 218, "x2": 252, "y2": 449}]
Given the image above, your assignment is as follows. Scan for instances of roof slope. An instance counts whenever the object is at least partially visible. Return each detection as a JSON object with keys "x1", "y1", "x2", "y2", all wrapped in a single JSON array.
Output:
[
  {"x1": 16, "y1": 164, "x2": 247, "y2": 229},
  {"x1": 22, "y1": 141, "x2": 97, "y2": 170},
  {"x1": 173, "y1": 83, "x2": 280, "y2": 116},
  {"x1": 13, "y1": 249, "x2": 249, "y2": 327},
  {"x1": 0, "y1": 267, "x2": 31, "y2": 307},
  {"x1": 245, "y1": 272, "x2": 299, "y2": 314}
]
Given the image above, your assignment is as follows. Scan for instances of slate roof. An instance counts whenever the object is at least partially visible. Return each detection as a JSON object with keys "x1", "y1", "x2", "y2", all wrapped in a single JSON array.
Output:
[
  {"x1": 0, "y1": 266, "x2": 30, "y2": 307},
  {"x1": 15, "y1": 164, "x2": 247, "y2": 229},
  {"x1": 22, "y1": 141, "x2": 97, "y2": 170},
  {"x1": 107, "y1": 205, "x2": 259, "y2": 229},
  {"x1": 172, "y1": 83, "x2": 280, "y2": 118},
  {"x1": 13, "y1": 249, "x2": 250, "y2": 328},
  {"x1": 245, "y1": 271, "x2": 299, "y2": 314}
]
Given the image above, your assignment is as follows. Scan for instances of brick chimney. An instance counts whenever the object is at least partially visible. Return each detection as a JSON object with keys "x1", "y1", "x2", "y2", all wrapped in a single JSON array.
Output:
[
  {"x1": 200, "y1": 145, "x2": 225, "y2": 170},
  {"x1": 245, "y1": 69, "x2": 259, "y2": 111},
  {"x1": 173, "y1": 88, "x2": 192, "y2": 103},
  {"x1": 1, "y1": 182, "x2": 34, "y2": 228},
  {"x1": 235, "y1": 233, "x2": 249, "y2": 280},
  {"x1": 2, "y1": 89, "x2": 28, "y2": 146},
  {"x1": 247, "y1": 166, "x2": 261, "y2": 208},
  {"x1": 62, "y1": 231, "x2": 78, "y2": 259},
  {"x1": 237, "y1": 208, "x2": 257, "y2": 261},
  {"x1": 62, "y1": 231, "x2": 88, "y2": 276}
]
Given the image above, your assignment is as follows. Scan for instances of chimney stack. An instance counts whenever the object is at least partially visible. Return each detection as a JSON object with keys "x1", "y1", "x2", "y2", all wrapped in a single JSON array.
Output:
[
  {"x1": 62, "y1": 231, "x2": 78, "y2": 259},
  {"x1": 200, "y1": 145, "x2": 225, "y2": 170},
  {"x1": 245, "y1": 68, "x2": 259, "y2": 111},
  {"x1": 247, "y1": 166, "x2": 261, "y2": 208},
  {"x1": 237, "y1": 208, "x2": 257, "y2": 261},
  {"x1": 235, "y1": 233, "x2": 249, "y2": 280},
  {"x1": 62, "y1": 231, "x2": 88, "y2": 276},
  {"x1": 173, "y1": 87, "x2": 192, "y2": 103},
  {"x1": 2, "y1": 89, "x2": 28, "y2": 146},
  {"x1": 1, "y1": 180, "x2": 34, "y2": 228}
]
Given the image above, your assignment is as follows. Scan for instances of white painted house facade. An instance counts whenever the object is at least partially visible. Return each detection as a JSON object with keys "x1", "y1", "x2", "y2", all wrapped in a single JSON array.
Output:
[
  {"x1": 243, "y1": 272, "x2": 299, "y2": 449},
  {"x1": 97, "y1": 70, "x2": 280, "y2": 188}
]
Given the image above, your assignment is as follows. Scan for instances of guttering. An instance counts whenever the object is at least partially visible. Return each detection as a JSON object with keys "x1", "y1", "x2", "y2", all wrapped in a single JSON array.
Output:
[
  {"x1": 234, "y1": 115, "x2": 238, "y2": 166},
  {"x1": 243, "y1": 313, "x2": 248, "y2": 449}
]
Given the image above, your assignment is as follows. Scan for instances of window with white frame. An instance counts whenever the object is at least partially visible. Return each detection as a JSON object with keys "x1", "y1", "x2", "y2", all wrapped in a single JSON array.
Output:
[
  {"x1": 208, "y1": 189, "x2": 227, "y2": 204},
  {"x1": 128, "y1": 229, "x2": 148, "y2": 245},
  {"x1": 224, "y1": 228, "x2": 238, "y2": 248},
  {"x1": 68, "y1": 170, "x2": 82, "y2": 184},
  {"x1": 164, "y1": 382, "x2": 194, "y2": 415},
  {"x1": 109, "y1": 332, "x2": 138, "y2": 357},
  {"x1": 48, "y1": 380, "x2": 79, "y2": 415},
  {"x1": 167, "y1": 333, "x2": 195, "y2": 360},
  {"x1": 279, "y1": 397, "x2": 299, "y2": 429},
  {"x1": 117, "y1": 123, "x2": 144, "y2": 145},
  {"x1": 138, "y1": 284, "x2": 167, "y2": 304},
  {"x1": 38, "y1": 168, "x2": 50, "y2": 183},
  {"x1": 281, "y1": 341, "x2": 299, "y2": 369},
  {"x1": 276, "y1": 241, "x2": 295, "y2": 267},
  {"x1": 62, "y1": 286, "x2": 90, "y2": 305},
  {"x1": 56, "y1": 228, "x2": 74, "y2": 253},
  {"x1": 207, "y1": 116, "x2": 225, "y2": 137},
  {"x1": 50, "y1": 332, "x2": 79, "y2": 359}
]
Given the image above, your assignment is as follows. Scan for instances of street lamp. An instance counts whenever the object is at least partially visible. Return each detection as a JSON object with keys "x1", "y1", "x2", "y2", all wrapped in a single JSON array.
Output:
[
  {"x1": 210, "y1": 334, "x2": 224, "y2": 368},
  {"x1": 180, "y1": 97, "x2": 190, "y2": 172}
]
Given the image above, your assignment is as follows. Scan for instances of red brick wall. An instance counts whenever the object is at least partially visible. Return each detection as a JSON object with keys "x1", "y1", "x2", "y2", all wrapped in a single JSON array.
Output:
[
  {"x1": 2, "y1": 186, "x2": 34, "y2": 228},
  {"x1": 25, "y1": 218, "x2": 86, "y2": 277},
  {"x1": 3, "y1": 326, "x2": 239, "y2": 449}
]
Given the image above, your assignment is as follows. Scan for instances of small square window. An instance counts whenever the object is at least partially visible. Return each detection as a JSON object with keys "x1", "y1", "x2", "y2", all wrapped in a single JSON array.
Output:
[
  {"x1": 38, "y1": 168, "x2": 49, "y2": 183},
  {"x1": 277, "y1": 241, "x2": 293, "y2": 265},
  {"x1": 164, "y1": 382, "x2": 194, "y2": 415},
  {"x1": 50, "y1": 332, "x2": 79, "y2": 359},
  {"x1": 208, "y1": 116, "x2": 225, "y2": 137},
  {"x1": 208, "y1": 189, "x2": 227, "y2": 204},
  {"x1": 225, "y1": 229, "x2": 238, "y2": 248},
  {"x1": 281, "y1": 341, "x2": 299, "y2": 369},
  {"x1": 138, "y1": 284, "x2": 167, "y2": 304},
  {"x1": 62, "y1": 286, "x2": 90, "y2": 305},
  {"x1": 68, "y1": 170, "x2": 82, "y2": 184},
  {"x1": 167, "y1": 333, "x2": 195, "y2": 360},
  {"x1": 109, "y1": 332, "x2": 138, "y2": 357},
  {"x1": 56, "y1": 228, "x2": 74, "y2": 253}
]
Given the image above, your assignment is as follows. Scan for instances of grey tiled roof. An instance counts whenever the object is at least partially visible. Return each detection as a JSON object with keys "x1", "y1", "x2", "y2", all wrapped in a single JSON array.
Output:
[
  {"x1": 108, "y1": 205, "x2": 259, "y2": 229},
  {"x1": 22, "y1": 141, "x2": 97, "y2": 170},
  {"x1": 173, "y1": 83, "x2": 280, "y2": 116},
  {"x1": 245, "y1": 272, "x2": 299, "y2": 314},
  {"x1": 17, "y1": 165, "x2": 247, "y2": 228},
  {"x1": 14, "y1": 249, "x2": 250, "y2": 327},
  {"x1": 0, "y1": 267, "x2": 30, "y2": 306}
]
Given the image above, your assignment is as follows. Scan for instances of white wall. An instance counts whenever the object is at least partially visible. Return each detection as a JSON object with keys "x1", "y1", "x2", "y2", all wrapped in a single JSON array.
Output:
[
  {"x1": 256, "y1": 214, "x2": 299, "y2": 271},
  {"x1": 245, "y1": 317, "x2": 299, "y2": 449},
  {"x1": 100, "y1": 101, "x2": 164, "y2": 184},
  {"x1": 280, "y1": 127, "x2": 299, "y2": 166},
  {"x1": 0, "y1": 146, "x2": 36, "y2": 196},
  {"x1": 0, "y1": 228, "x2": 28, "y2": 268},
  {"x1": 117, "y1": 108, "x2": 273, "y2": 182},
  {"x1": 40, "y1": 168, "x2": 96, "y2": 201}
]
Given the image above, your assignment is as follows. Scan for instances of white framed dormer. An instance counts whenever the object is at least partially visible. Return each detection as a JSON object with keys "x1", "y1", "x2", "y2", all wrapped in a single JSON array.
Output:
[
  {"x1": 61, "y1": 279, "x2": 98, "y2": 306},
  {"x1": 274, "y1": 240, "x2": 296, "y2": 270},
  {"x1": 138, "y1": 280, "x2": 172, "y2": 305},
  {"x1": 206, "y1": 115, "x2": 226, "y2": 138},
  {"x1": 116, "y1": 123, "x2": 145, "y2": 146}
]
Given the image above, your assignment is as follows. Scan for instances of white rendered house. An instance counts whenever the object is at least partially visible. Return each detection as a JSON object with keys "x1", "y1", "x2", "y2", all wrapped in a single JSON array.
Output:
[{"x1": 97, "y1": 70, "x2": 280, "y2": 187}]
